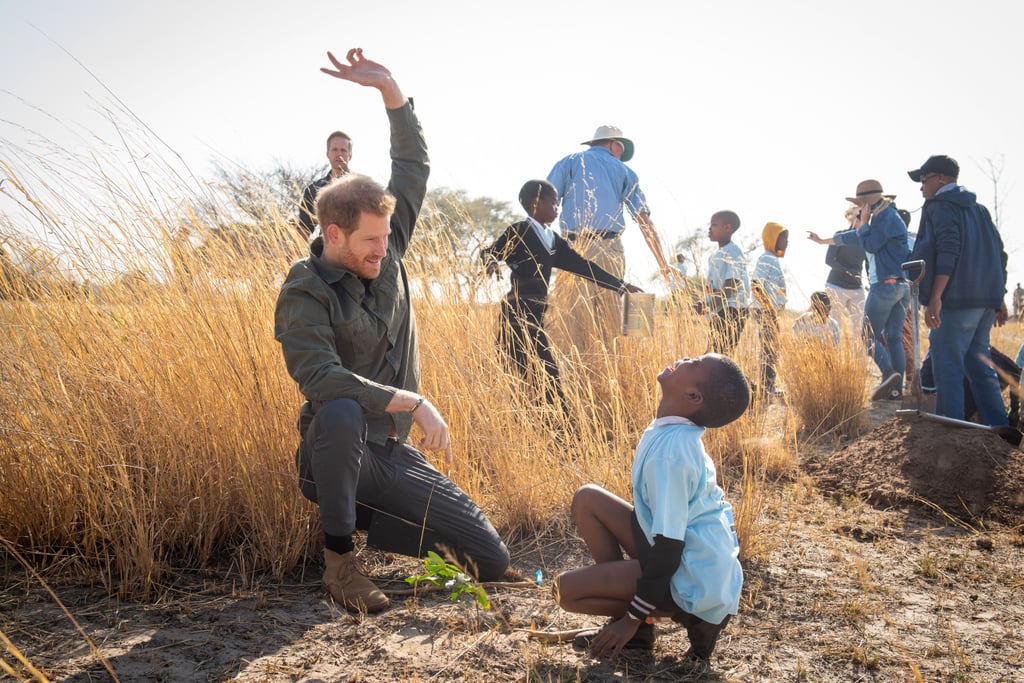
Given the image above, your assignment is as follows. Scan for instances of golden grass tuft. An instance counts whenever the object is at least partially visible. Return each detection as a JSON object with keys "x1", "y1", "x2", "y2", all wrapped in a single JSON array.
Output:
[{"x1": 779, "y1": 321, "x2": 874, "y2": 440}]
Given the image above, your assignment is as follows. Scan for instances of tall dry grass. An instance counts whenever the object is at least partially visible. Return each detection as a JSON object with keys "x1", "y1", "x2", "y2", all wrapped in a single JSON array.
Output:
[
  {"x1": 1, "y1": 147, "x2": 316, "y2": 597},
  {"x1": 779, "y1": 318, "x2": 874, "y2": 440},
  {"x1": 0, "y1": 139, "x2": 869, "y2": 599}
]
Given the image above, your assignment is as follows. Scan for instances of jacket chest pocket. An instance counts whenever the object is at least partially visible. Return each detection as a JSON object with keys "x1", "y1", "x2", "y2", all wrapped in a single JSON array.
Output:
[{"x1": 331, "y1": 304, "x2": 382, "y2": 366}]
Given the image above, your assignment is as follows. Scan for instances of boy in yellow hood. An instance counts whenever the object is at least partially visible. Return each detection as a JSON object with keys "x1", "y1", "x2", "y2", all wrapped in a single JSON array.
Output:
[{"x1": 750, "y1": 222, "x2": 788, "y2": 399}]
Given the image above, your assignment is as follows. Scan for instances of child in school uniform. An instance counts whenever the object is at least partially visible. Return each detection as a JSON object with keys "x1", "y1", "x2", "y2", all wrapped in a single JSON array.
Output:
[
  {"x1": 750, "y1": 222, "x2": 789, "y2": 398},
  {"x1": 481, "y1": 180, "x2": 640, "y2": 414},
  {"x1": 705, "y1": 211, "x2": 751, "y2": 354},
  {"x1": 793, "y1": 291, "x2": 841, "y2": 346},
  {"x1": 554, "y1": 353, "x2": 750, "y2": 676}
]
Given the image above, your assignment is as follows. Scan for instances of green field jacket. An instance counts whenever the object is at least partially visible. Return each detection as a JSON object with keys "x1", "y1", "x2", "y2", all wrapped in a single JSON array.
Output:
[{"x1": 274, "y1": 101, "x2": 429, "y2": 446}]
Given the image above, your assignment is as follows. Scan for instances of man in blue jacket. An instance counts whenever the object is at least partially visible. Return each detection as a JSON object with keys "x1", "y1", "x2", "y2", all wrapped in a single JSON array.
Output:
[{"x1": 908, "y1": 155, "x2": 1009, "y2": 425}]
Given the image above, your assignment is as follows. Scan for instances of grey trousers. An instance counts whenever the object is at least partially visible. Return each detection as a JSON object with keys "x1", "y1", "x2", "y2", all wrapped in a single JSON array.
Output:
[{"x1": 297, "y1": 398, "x2": 510, "y2": 581}]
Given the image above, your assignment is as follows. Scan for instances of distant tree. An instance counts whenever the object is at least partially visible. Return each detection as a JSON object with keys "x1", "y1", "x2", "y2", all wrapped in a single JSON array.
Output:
[
  {"x1": 187, "y1": 220, "x2": 293, "y2": 280},
  {"x1": 210, "y1": 160, "x2": 322, "y2": 228},
  {"x1": 976, "y1": 154, "x2": 1010, "y2": 229},
  {"x1": 672, "y1": 228, "x2": 710, "y2": 280},
  {"x1": 416, "y1": 187, "x2": 516, "y2": 255}
]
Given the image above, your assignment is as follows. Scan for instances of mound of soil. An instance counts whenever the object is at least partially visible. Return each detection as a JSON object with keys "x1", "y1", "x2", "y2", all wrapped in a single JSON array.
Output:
[{"x1": 808, "y1": 412, "x2": 1024, "y2": 524}]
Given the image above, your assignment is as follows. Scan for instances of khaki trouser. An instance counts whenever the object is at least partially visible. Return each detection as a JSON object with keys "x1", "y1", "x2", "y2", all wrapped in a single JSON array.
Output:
[{"x1": 549, "y1": 233, "x2": 625, "y2": 359}]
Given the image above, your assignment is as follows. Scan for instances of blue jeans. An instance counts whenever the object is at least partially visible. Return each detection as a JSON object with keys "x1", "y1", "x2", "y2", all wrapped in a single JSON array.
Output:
[
  {"x1": 929, "y1": 308, "x2": 1008, "y2": 426},
  {"x1": 862, "y1": 281, "x2": 910, "y2": 384}
]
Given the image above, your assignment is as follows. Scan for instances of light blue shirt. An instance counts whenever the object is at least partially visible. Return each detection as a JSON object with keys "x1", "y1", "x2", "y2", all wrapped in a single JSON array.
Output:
[
  {"x1": 865, "y1": 252, "x2": 878, "y2": 285},
  {"x1": 547, "y1": 146, "x2": 650, "y2": 235},
  {"x1": 707, "y1": 241, "x2": 751, "y2": 309},
  {"x1": 750, "y1": 250, "x2": 787, "y2": 310},
  {"x1": 632, "y1": 417, "x2": 743, "y2": 625},
  {"x1": 793, "y1": 312, "x2": 840, "y2": 345}
]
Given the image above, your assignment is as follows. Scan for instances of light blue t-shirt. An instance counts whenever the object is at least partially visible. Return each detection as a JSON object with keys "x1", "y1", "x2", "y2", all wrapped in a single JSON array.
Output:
[
  {"x1": 793, "y1": 312, "x2": 840, "y2": 345},
  {"x1": 707, "y1": 241, "x2": 751, "y2": 309},
  {"x1": 750, "y1": 250, "x2": 787, "y2": 310},
  {"x1": 547, "y1": 146, "x2": 649, "y2": 235},
  {"x1": 632, "y1": 416, "x2": 743, "y2": 625}
]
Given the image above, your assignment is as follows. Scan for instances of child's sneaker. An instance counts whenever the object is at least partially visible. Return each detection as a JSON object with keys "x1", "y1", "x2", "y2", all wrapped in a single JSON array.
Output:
[
  {"x1": 871, "y1": 372, "x2": 901, "y2": 401},
  {"x1": 674, "y1": 648, "x2": 711, "y2": 677}
]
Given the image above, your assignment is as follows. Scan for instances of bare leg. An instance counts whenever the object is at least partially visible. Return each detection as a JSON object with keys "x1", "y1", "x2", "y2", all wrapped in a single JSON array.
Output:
[
  {"x1": 555, "y1": 559, "x2": 640, "y2": 615},
  {"x1": 570, "y1": 484, "x2": 636, "y2": 563}
]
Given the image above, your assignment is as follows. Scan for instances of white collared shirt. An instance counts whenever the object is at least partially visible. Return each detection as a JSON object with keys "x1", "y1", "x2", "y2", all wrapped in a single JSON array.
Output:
[{"x1": 527, "y1": 216, "x2": 556, "y2": 253}]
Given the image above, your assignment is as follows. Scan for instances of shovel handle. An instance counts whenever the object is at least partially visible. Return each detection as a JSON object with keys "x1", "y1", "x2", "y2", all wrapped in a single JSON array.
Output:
[{"x1": 901, "y1": 259, "x2": 926, "y2": 285}]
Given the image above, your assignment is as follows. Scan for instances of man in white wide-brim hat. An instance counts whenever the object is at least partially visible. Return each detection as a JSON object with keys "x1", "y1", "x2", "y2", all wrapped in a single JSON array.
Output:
[{"x1": 546, "y1": 125, "x2": 671, "y2": 356}]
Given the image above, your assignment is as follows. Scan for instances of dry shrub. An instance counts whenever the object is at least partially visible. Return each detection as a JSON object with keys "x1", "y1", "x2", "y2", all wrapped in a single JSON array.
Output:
[
  {"x1": 779, "y1": 318, "x2": 872, "y2": 440},
  {"x1": 1, "y1": 149, "x2": 316, "y2": 596},
  {"x1": 990, "y1": 322, "x2": 1019, "y2": 355}
]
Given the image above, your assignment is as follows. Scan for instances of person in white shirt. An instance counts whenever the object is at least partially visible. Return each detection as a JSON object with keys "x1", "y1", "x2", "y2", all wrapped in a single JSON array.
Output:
[{"x1": 793, "y1": 291, "x2": 841, "y2": 346}]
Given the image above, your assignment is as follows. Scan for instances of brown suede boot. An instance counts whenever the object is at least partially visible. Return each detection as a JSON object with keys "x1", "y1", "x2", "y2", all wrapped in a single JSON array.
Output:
[{"x1": 322, "y1": 549, "x2": 390, "y2": 613}]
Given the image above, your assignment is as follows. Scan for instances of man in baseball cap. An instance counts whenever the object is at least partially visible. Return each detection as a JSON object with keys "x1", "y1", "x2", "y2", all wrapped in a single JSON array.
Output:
[
  {"x1": 907, "y1": 155, "x2": 960, "y2": 183},
  {"x1": 907, "y1": 154, "x2": 1010, "y2": 425}
]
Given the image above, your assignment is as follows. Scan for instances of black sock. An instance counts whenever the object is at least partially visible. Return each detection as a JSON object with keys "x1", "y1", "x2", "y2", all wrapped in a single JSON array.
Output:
[{"x1": 324, "y1": 533, "x2": 354, "y2": 555}]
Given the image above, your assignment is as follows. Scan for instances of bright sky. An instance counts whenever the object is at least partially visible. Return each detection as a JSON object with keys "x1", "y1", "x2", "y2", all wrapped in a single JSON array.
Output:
[{"x1": 3, "y1": 0, "x2": 1024, "y2": 309}]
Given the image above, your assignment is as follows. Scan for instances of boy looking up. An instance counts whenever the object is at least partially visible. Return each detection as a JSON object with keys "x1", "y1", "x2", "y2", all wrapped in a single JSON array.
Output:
[{"x1": 554, "y1": 353, "x2": 750, "y2": 676}]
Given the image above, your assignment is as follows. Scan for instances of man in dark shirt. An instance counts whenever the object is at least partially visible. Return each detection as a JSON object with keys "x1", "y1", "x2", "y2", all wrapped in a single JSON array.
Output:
[
  {"x1": 297, "y1": 130, "x2": 352, "y2": 237},
  {"x1": 909, "y1": 154, "x2": 1009, "y2": 425},
  {"x1": 275, "y1": 48, "x2": 510, "y2": 614}
]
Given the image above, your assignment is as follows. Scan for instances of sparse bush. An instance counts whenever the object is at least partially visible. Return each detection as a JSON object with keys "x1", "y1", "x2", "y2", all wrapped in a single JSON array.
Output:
[{"x1": 779, "y1": 321, "x2": 872, "y2": 439}]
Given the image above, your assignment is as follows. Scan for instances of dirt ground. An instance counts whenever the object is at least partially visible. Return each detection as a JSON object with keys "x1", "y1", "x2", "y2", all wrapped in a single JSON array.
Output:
[{"x1": 4, "y1": 403, "x2": 1024, "y2": 683}]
